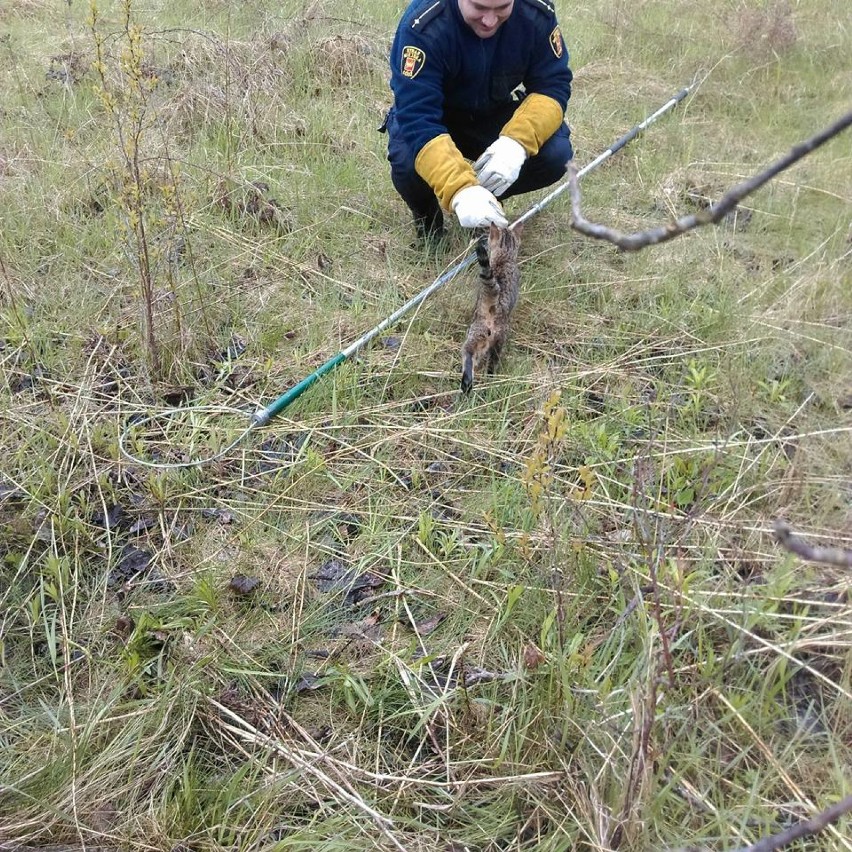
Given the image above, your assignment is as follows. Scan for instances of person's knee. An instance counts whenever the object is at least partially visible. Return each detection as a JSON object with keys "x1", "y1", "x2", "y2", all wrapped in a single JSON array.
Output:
[
  {"x1": 388, "y1": 138, "x2": 418, "y2": 181},
  {"x1": 534, "y1": 133, "x2": 574, "y2": 183},
  {"x1": 501, "y1": 133, "x2": 571, "y2": 199}
]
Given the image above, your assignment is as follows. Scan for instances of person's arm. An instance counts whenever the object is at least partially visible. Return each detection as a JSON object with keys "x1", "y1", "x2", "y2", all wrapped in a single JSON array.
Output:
[
  {"x1": 474, "y1": 1, "x2": 572, "y2": 195},
  {"x1": 389, "y1": 6, "x2": 478, "y2": 210},
  {"x1": 414, "y1": 135, "x2": 478, "y2": 211},
  {"x1": 500, "y1": 93, "x2": 565, "y2": 156},
  {"x1": 501, "y1": 1, "x2": 572, "y2": 156}
]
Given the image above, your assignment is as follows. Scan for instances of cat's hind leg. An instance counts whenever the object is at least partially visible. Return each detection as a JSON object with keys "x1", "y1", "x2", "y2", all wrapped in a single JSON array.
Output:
[
  {"x1": 461, "y1": 342, "x2": 500, "y2": 390},
  {"x1": 461, "y1": 350, "x2": 475, "y2": 393},
  {"x1": 486, "y1": 340, "x2": 503, "y2": 375}
]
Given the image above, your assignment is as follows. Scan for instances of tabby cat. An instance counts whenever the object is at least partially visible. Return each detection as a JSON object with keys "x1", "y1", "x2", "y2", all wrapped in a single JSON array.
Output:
[{"x1": 460, "y1": 222, "x2": 523, "y2": 393}]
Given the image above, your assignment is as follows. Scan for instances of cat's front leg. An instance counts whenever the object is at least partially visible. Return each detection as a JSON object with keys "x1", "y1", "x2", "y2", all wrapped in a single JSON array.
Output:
[{"x1": 475, "y1": 234, "x2": 491, "y2": 277}]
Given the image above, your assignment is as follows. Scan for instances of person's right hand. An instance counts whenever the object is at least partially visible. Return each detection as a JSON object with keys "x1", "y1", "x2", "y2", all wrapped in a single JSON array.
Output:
[{"x1": 450, "y1": 185, "x2": 508, "y2": 228}]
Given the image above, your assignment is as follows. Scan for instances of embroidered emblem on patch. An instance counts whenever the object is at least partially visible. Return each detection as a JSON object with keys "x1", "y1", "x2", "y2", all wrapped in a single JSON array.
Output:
[
  {"x1": 401, "y1": 45, "x2": 426, "y2": 79},
  {"x1": 549, "y1": 26, "x2": 563, "y2": 58}
]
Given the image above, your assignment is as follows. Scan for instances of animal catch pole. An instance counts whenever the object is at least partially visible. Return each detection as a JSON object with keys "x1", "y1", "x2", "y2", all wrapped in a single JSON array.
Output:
[
  {"x1": 251, "y1": 84, "x2": 693, "y2": 428},
  {"x1": 120, "y1": 85, "x2": 692, "y2": 469}
]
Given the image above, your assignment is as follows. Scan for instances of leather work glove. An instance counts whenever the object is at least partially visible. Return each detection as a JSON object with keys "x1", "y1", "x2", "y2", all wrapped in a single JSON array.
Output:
[
  {"x1": 451, "y1": 185, "x2": 508, "y2": 228},
  {"x1": 473, "y1": 136, "x2": 527, "y2": 196}
]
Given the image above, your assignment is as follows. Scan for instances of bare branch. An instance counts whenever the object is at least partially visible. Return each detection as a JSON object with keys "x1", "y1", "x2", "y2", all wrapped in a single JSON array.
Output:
[
  {"x1": 568, "y1": 110, "x2": 852, "y2": 251},
  {"x1": 773, "y1": 520, "x2": 852, "y2": 568},
  {"x1": 731, "y1": 793, "x2": 852, "y2": 852}
]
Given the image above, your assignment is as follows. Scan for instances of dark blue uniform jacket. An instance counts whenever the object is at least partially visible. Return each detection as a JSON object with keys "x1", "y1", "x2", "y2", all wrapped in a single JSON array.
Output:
[{"x1": 389, "y1": 0, "x2": 573, "y2": 158}]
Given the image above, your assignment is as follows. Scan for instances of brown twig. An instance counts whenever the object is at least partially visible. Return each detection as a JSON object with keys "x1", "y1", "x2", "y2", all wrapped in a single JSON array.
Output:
[
  {"x1": 568, "y1": 110, "x2": 852, "y2": 250},
  {"x1": 731, "y1": 793, "x2": 852, "y2": 852},
  {"x1": 773, "y1": 520, "x2": 852, "y2": 568}
]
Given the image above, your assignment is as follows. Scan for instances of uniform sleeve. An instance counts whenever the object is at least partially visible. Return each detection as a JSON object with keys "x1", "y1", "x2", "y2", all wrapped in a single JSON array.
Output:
[
  {"x1": 501, "y1": 93, "x2": 564, "y2": 155},
  {"x1": 502, "y1": 5, "x2": 572, "y2": 155},
  {"x1": 415, "y1": 135, "x2": 478, "y2": 210},
  {"x1": 389, "y1": 13, "x2": 478, "y2": 209}
]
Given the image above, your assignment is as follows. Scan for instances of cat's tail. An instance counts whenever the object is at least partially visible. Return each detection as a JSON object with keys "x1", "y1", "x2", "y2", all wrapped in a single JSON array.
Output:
[{"x1": 460, "y1": 350, "x2": 474, "y2": 394}]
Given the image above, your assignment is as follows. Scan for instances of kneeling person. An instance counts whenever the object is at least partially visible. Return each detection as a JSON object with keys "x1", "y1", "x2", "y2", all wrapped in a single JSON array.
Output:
[{"x1": 383, "y1": 0, "x2": 574, "y2": 241}]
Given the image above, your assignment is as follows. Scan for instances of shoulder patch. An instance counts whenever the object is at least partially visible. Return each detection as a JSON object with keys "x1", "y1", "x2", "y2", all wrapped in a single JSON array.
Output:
[
  {"x1": 400, "y1": 45, "x2": 426, "y2": 79},
  {"x1": 520, "y1": 0, "x2": 556, "y2": 15},
  {"x1": 549, "y1": 26, "x2": 563, "y2": 57},
  {"x1": 411, "y1": 0, "x2": 446, "y2": 31}
]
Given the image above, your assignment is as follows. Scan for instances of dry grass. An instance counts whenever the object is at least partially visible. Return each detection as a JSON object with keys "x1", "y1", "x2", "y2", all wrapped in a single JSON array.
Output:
[
  {"x1": 1, "y1": 0, "x2": 851, "y2": 849},
  {"x1": 732, "y1": 0, "x2": 798, "y2": 60}
]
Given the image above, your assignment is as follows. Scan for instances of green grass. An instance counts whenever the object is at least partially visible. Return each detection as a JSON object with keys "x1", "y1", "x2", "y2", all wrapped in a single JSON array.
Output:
[{"x1": 1, "y1": 0, "x2": 851, "y2": 849}]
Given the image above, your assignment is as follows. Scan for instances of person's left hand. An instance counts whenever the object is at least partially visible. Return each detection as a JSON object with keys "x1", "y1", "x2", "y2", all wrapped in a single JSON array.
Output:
[{"x1": 473, "y1": 136, "x2": 527, "y2": 196}]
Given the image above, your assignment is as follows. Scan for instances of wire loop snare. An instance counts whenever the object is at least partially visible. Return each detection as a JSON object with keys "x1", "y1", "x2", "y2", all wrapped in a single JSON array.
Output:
[{"x1": 118, "y1": 405, "x2": 257, "y2": 470}]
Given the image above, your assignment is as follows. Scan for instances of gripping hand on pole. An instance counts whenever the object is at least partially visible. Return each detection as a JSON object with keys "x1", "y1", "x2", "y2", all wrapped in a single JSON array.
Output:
[
  {"x1": 473, "y1": 136, "x2": 527, "y2": 196},
  {"x1": 451, "y1": 185, "x2": 508, "y2": 228}
]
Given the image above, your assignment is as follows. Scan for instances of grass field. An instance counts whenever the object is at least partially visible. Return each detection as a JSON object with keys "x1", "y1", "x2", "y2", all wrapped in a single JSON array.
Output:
[{"x1": 1, "y1": 0, "x2": 851, "y2": 849}]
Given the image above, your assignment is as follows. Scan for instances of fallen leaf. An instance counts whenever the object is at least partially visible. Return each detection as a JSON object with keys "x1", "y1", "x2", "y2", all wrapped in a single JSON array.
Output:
[
  {"x1": 414, "y1": 612, "x2": 446, "y2": 636},
  {"x1": 114, "y1": 614, "x2": 135, "y2": 638},
  {"x1": 108, "y1": 545, "x2": 153, "y2": 589},
  {"x1": 310, "y1": 558, "x2": 350, "y2": 591},
  {"x1": 295, "y1": 673, "x2": 324, "y2": 692},
  {"x1": 229, "y1": 574, "x2": 260, "y2": 595},
  {"x1": 523, "y1": 644, "x2": 546, "y2": 670},
  {"x1": 91, "y1": 502, "x2": 127, "y2": 530},
  {"x1": 309, "y1": 559, "x2": 385, "y2": 605},
  {"x1": 332, "y1": 611, "x2": 383, "y2": 640}
]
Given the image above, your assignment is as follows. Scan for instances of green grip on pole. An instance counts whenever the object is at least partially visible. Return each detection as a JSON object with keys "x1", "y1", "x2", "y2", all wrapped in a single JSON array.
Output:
[{"x1": 253, "y1": 351, "x2": 347, "y2": 425}]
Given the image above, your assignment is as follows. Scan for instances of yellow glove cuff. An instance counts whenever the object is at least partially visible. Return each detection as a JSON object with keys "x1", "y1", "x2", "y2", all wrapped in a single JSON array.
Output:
[
  {"x1": 415, "y1": 134, "x2": 478, "y2": 211},
  {"x1": 501, "y1": 94, "x2": 564, "y2": 156}
]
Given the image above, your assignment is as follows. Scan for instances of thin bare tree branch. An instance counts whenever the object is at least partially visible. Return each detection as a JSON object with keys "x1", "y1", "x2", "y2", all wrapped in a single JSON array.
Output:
[
  {"x1": 568, "y1": 110, "x2": 852, "y2": 250},
  {"x1": 731, "y1": 793, "x2": 852, "y2": 852},
  {"x1": 773, "y1": 520, "x2": 852, "y2": 568}
]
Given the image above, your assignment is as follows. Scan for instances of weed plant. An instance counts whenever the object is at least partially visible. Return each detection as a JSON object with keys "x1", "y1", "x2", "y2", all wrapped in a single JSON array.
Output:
[{"x1": 1, "y1": 0, "x2": 850, "y2": 849}]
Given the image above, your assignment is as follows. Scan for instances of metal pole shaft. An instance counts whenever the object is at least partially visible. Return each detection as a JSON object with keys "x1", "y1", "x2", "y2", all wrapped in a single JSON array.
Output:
[
  {"x1": 514, "y1": 85, "x2": 691, "y2": 227},
  {"x1": 253, "y1": 84, "x2": 692, "y2": 426}
]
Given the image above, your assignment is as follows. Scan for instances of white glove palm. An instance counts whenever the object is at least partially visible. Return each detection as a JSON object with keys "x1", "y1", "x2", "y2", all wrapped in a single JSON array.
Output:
[
  {"x1": 451, "y1": 185, "x2": 508, "y2": 229},
  {"x1": 473, "y1": 136, "x2": 527, "y2": 196}
]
